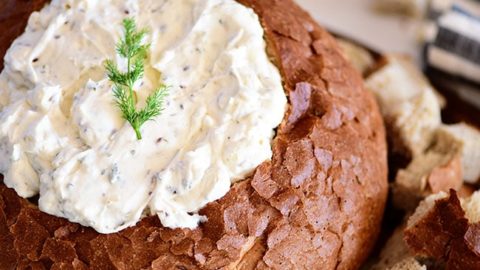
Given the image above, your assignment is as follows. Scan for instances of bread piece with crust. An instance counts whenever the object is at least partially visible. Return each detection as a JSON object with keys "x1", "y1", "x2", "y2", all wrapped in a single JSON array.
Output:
[
  {"x1": 388, "y1": 258, "x2": 427, "y2": 270},
  {"x1": 365, "y1": 55, "x2": 443, "y2": 158},
  {"x1": 373, "y1": 0, "x2": 428, "y2": 17},
  {"x1": 404, "y1": 190, "x2": 480, "y2": 269},
  {"x1": 392, "y1": 125, "x2": 463, "y2": 211},
  {"x1": 0, "y1": 0, "x2": 388, "y2": 269},
  {"x1": 337, "y1": 38, "x2": 375, "y2": 76},
  {"x1": 436, "y1": 123, "x2": 480, "y2": 184}
]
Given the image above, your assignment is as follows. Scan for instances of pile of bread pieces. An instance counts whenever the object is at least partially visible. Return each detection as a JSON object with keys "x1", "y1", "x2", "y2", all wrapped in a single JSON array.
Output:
[{"x1": 340, "y1": 42, "x2": 480, "y2": 269}]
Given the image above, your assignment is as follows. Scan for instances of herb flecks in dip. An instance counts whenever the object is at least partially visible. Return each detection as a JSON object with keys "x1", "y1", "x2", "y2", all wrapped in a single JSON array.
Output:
[{"x1": 0, "y1": 0, "x2": 286, "y2": 233}]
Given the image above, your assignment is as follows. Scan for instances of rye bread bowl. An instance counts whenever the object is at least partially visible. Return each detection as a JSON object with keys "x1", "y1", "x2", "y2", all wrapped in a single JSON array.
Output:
[{"x1": 0, "y1": 0, "x2": 388, "y2": 269}]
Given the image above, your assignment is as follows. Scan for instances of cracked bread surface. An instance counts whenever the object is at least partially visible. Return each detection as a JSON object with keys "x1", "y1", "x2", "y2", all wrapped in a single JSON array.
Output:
[{"x1": 0, "y1": 0, "x2": 388, "y2": 269}]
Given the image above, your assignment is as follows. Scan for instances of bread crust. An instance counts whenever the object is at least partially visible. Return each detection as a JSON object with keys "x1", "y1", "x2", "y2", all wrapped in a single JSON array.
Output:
[
  {"x1": 0, "y1": 0, "x2": 388, "y2": 269},
  {"x1": 404, "y1": 190, "x2": 480, "y2": 269}
]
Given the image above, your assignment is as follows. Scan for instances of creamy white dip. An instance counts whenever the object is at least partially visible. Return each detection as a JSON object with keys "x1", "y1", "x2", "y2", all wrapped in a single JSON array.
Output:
[{"x1": 0, "y1": 0, "x2": 286, "y2": 233}]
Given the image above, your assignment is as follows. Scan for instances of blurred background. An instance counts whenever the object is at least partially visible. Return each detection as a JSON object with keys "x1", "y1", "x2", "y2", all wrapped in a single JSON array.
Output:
[{"x1": 297, "y1": 0, "x2": 480, "y2": 119}]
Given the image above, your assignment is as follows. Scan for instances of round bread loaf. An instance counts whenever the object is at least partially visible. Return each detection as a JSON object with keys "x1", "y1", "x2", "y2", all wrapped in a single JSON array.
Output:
[{"x1": 0, "y1": 0, "x2": 388, "y2": 269}]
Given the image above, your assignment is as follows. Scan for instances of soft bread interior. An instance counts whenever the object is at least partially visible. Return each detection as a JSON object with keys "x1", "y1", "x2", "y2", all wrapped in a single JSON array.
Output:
[
  {"x1": 461, "y1": 191, "x2": 480, "y2": 223},
  {"x1": 387, "y1": 258, "x2": 426, "y2": 270},
  {"x1": 365, "y1": 55, "x2": 443, "y2": 158},
  {"x1": 371, "y1": 227, "x2": 426, "y2": 270},
  {"x1": 437, "y1": 123, "x2": 480, "y2": 184}
]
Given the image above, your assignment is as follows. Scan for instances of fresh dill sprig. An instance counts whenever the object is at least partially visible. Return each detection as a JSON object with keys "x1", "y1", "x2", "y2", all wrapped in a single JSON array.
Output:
[{"x1": 105, "y1": 18, "x2": 168, "y2": 140}]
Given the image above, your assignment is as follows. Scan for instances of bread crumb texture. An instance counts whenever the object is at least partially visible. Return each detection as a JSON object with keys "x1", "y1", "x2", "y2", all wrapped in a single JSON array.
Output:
[
  {"x1": 0, "y1": 0, "x2": 388, "y2": 269},
  {"x1": 371, "y1": 227, "x2": 426, "y2": 270}
]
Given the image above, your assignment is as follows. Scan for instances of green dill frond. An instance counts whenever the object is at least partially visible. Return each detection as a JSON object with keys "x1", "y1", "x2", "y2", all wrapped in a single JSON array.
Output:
[
  {"x1": 137, "y1": 86, "x2": 169, "y2": 124},
  {"x1": 112, "y1": 85, "x2": 134, "y2": 120},
  {"x1": 105, "y1": 18, "x2": 169, "y2": 140},
  {"x1": 105, "y1": 60, "x2": 129, "y2": 86},
  {"x1": 116, "y1": 18, "x2": 135, "y2": 58},
  {"x1": 116, "y1": 18, "x2": 149, "y2": 59},
  {"x1": 128, "y1": 58, "x2": 145, "y2": 85}
]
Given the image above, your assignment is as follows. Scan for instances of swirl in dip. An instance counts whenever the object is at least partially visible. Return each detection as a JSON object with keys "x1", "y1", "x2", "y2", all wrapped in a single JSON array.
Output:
[{"x1": 0, "y1": 0, "x2": 286, "y2": 233}]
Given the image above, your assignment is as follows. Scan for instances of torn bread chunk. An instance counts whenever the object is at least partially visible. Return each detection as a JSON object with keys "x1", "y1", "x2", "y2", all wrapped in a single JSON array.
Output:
[
  {"x1": 387, "y1": 258, "x2": 427, "y2": 270},
  {"x1": 392, "y1": 130, "x2": 463, "y2": 211},
  {"x1": 461, "y1": 191, "x2": 480, "y2": 224},
  {"x1": 371, "y1": 227, "x2": 426, "y2": 270},
  {"x1": 405, "y1": 191, "x2": 449, "y2": 237},
  {"x1": 458, "y1": 183, "x2": 476, "y2": 198},
  {"x1": 404, "y1": 190, "x2": 480, "y2": 269},
  {"x1": 436, "y1": 123, "x2": 480, "y2": 184},
  {"x1": 336, "y1": 38, "x2": 375, "y2": 76},
  {"x1": 389, "y1": 90, "x2": 442, "y2": 158},
  {"x1": 366, "y1": 55, "x2": 446, "y2": 112},
  {"x1": 366, "y1": 55, "x2": 444, "y2": 158},
  {"x1": 373, "y1": 0, "x2": 428, "y2": 17}
]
